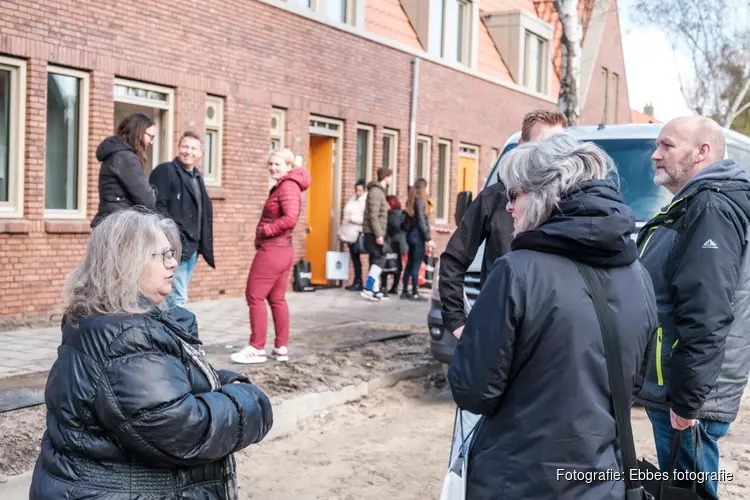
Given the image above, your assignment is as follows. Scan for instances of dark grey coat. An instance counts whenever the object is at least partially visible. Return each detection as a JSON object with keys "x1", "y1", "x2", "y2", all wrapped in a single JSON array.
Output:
[
  {"x1": 449, "y1": 181, "x2": 657, "y2": 500},
  {"x1": 636, "y1": 160, "x2": 750, "y2": 422}
]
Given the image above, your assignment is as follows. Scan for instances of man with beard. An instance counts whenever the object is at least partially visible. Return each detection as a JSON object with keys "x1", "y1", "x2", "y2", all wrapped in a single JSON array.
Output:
[{"x1": 636, "y1": 116, "x2": 750, "y2": 498}]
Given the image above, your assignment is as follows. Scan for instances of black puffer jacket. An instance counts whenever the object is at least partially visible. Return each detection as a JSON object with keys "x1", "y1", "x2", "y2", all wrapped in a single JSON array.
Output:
[
  {"x1": 448, "y1": 181, "x2": 657, "y2": 500},
  {"x1": 91, "y1": 136, "x2": 156, "y2": 228},
  {"x1": 30, "y1": 306, "x2": 273, "y2": 500}
]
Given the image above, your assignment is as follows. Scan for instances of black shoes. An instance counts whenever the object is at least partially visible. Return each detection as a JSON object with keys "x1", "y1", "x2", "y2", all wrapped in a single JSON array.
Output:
[{"x1": 346, "y1": 281, "x2": 363, "y2": 291}]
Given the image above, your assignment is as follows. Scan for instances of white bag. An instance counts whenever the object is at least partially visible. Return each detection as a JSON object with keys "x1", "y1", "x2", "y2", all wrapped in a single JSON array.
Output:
[
  {"x1": 439, "y1": 409, "x2": 482, "y2": 500},
  {"x1": 325, "y1": 251, "x2": 350, "y2": 280}
]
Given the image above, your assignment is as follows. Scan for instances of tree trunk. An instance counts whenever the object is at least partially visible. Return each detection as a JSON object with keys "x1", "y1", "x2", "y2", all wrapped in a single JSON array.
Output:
[
  {"x1": 555, "y1": 0, "x2": 583, "y2": 126},
  {"x1": 723, "y1": 76, "x2": 750, "y2": 128}
]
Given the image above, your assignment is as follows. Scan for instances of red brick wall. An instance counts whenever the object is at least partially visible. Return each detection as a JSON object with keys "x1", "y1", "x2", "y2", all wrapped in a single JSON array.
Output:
[{"x1": 0, "y1": 0, "x2": 623, "y2": 318}]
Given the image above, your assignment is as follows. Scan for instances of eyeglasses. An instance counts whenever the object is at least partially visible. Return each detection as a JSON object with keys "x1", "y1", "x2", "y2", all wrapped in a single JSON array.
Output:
[
  {"x1": 152, "y1": 248, "x2": 176, "y2": 268},
  {"x1": 507, "y1": 187, "x2": 520, "y2": 203},
  {"x1": 145, "y1": 132, "x2": 155, "y2": 143}
]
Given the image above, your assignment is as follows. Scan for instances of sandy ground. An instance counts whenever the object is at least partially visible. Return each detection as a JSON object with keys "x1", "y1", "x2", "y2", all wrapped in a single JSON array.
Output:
[{"x1": 238, "y1": 377, "x2": 750, "y2": 500}]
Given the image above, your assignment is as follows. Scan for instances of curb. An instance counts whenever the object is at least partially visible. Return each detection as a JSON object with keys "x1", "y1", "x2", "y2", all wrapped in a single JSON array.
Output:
[{"x1": 0, "y1": 362, "x2": 442, "y2": 499}]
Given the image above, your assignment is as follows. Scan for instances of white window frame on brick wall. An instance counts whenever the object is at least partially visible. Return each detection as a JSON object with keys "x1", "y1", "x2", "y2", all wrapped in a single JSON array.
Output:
[
  {"x1": 204, "y1": 95, "x2": 224, "y2": 187},
  {"x1": 436, "y1": 139, "x2": 451, "y2": 223},
  {"x1": 415, "y1": 135, "x2": 432, "y2": 187},
  {"x1": 269, "y1": 107, "x2": 286, "y2": 189},
  {"x1": 44, "y1": 66, "x2": 89, "y2": 220},
  {"x1": 289, "y1": 0, "x2": 362, "y2": 27},
  {"x1": 0, "y1": 56, "x2": 27, "y2": 219},
  {"x1": 382, "y1": 128, "x2": 399, "y2": 195},
  {"x1": 356, "y1": 124, "x2": 374, "y2": 182}
]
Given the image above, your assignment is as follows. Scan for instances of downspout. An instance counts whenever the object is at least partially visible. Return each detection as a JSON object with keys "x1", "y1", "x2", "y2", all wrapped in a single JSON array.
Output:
[{"x1": 408, "y1": 57, "x2": 420, "y2": 187}]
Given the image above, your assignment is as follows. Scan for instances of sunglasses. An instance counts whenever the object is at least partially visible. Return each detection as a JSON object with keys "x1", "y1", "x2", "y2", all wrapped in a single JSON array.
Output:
[{"x1": 507, "y1": 187, "x2": 520, "y2": 203}]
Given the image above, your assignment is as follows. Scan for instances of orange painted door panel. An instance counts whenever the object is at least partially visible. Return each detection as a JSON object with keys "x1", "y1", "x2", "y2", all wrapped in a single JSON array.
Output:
[
  {"x1": 306, "y1": 136, "x2": 335, "y2": 285},
  {"x1": 458, "y1": 155, "x2": 477, "y2": 195}
]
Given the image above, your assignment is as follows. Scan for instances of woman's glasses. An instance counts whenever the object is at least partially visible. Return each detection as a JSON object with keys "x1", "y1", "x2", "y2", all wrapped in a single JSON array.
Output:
[{"x1": 152, "y1": 248, "x2": 176, "y2": 268}]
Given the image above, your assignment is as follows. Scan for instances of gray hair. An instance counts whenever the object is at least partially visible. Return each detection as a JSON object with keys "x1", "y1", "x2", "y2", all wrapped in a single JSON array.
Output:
[
  {"x1": 63, "y1": 209, "x2": 182, "y2": 321},
  {"x1": 500, "y1": 133, "x2": 616, "y2": 234}
]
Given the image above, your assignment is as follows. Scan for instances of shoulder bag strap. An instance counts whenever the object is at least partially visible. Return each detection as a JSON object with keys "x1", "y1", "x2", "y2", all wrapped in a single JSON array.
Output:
[{"x1": 574, "y1": 261, "x2": 643, "y2": 493}]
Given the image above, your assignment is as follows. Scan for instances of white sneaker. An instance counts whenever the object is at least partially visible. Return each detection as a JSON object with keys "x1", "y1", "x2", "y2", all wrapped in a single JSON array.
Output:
[
  {"x1": 360, "y1": 289, "x2": 381, "y2": 302},
  {"x1": 271, "y1": 346, "x2": 289, "y2": 362},
  {"x1": 230, "y1": 346, "x2": 267, "y2": 364}
]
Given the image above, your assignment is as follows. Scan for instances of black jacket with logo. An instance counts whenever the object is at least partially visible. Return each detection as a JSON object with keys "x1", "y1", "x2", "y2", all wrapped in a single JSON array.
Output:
[
  {"x1": 635, "y1": 160, "x2": 750, "y2": 422},
  {"x1": 449, "y1": 180, "x2": 657, "y2": 499},
  {"x1": 150, "y1": 158, "x2": 215, "y2": 268},
  {"x1": 91, "y1": 136, "x2": 156, "y2": 228},
  {"x1": 438, "y1": 181, "x2": 515, "y2": 333}
]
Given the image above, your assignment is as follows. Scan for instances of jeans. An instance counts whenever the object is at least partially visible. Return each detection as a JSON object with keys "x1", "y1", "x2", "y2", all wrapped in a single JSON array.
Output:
[
  {"x1": 646, "y1": 408, "x2": 731, "y2": 498},
  {"x1": 347, "y1": 241, "x2": 363, "y2": 284},
  {"x1": 167, "y1": 252, "x2": 198, "y2": 308},
  {"x1": 246, "y1": 245, "x2": 295, "y2": 350},
  {"x1": 403, "y1": 230, "x2": 426, "y2": 294}
]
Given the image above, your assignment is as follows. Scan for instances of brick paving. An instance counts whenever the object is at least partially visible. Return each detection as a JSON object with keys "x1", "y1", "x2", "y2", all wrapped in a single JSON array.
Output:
[{"x1": 0, "y1": 288, "x2": 431, "y2": 380}]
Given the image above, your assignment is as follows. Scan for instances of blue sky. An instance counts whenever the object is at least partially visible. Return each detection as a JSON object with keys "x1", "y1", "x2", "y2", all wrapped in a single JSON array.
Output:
[{"x1": 617, "y1": 0, "x2": 694, "y2": 121}]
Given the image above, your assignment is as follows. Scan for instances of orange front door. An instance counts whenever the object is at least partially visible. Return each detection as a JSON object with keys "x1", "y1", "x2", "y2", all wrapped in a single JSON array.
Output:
[
  {"x1": 458, "y1": 155, "x2": 477, "y2": 195},
  {"x1": 306, "y1": 136, "x2": 335, "y2": 285}
]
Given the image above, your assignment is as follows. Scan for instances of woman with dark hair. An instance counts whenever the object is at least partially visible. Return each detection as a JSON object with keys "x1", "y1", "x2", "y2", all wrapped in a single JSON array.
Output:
[
  {"x1": 402, "y1": 178, "x2": 433, "y2": 300},
  {"x1": 381, "y1": 195, "x2": 406, "y2": 295},
  {"x1": 338, "y1": 179, "x2": 368, "y2": 291},
  {"x1": 91, "y1": 113, "x2": 157, "y2": 228}
]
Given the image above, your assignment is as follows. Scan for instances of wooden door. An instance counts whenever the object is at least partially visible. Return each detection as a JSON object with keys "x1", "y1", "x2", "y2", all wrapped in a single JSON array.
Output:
[
  {"x1": 458, "y1": 155, "x2": 477, "y2": 195},
  {"x1": 306, "y1": 136, "x2": 335, "y2": 285}
]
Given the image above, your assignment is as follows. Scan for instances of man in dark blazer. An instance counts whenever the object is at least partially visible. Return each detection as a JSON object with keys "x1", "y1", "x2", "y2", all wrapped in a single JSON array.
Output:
[{"x1": 149, "y1": 130, "x2": 215, "y2": 307}]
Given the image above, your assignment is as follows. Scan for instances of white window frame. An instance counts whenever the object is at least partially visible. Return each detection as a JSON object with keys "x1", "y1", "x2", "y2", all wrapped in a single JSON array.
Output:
[
  {"x1": 415, "y1": 135, "x2": 432, "y2": 186},
  {"x1": 456, "y1": 0, "x2": 472, "y2": 65},
  {"x1": 113, "y1": 78, "x2": 174, "y2": 170},
  {"x1": 44, "y1": 66, "x2": 89, "y2": 220},
  {"x1": 356, "y1": 123, "x2": 375, "y2": 182},
  {"x1": 204, "y1": 95, "x2": 224, "y2": 187},
  {"x1": 382, "y1": 128, "x2": 399, "y2": 195},
  {"x1": 269, "y1": 107, "x2": 286, "y2": 189},
  {"x1": 292, "y1": 0, "x2": 358, "y2": 26},
  {"x1": 523, "y1": 30, "x2": 548, "y2": 94},
  {"x1": 0, "y1": 56, "x2": 27, "y2": 219},
  {"x1": 436, "y1": 139, "x2": 452, "y2": 223}
]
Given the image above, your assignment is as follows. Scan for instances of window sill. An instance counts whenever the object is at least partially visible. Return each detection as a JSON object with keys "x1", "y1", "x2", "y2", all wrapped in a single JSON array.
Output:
[
  {"x1": 0, "y1": 219, "x2": 32, "y2": 233},
  {"x1": 206, "y1": 186, "x2": 227, "y2": 200},
  {"x1": 45, "y1": 220, "x2": 91, "y2": 234}
]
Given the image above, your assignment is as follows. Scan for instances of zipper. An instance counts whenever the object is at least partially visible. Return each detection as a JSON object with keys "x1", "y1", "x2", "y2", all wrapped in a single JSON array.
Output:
[
  {"x1": 639, "y1": 227, "x2": 658, "y2": 258},
  {"x1": 656, "y1": 327, "x2": 664, "y2": 386},
  {"x1": 638, "y1": 197, "x2": 687, "y2": 258}
]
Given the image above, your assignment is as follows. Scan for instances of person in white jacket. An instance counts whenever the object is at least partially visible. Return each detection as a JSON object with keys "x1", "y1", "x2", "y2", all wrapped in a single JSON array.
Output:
[{"x1": 338, "y1": 179, "x2": 367, "y2": 290}]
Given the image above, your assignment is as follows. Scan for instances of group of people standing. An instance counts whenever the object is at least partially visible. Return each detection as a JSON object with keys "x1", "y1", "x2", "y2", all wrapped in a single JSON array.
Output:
[{"x1": 339, "y1": 169, "x2": 434, "y2": 301}]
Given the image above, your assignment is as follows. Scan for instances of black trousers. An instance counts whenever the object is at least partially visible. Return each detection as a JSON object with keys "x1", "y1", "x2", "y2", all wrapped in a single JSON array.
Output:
[{"x1": 347, "y1": 241, "x2": 363, "y2": 284}]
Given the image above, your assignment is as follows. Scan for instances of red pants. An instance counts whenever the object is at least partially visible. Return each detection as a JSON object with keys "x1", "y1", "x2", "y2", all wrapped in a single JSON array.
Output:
[{"x1": 245, "y1": 245, "x2": 295, "y2": 350}]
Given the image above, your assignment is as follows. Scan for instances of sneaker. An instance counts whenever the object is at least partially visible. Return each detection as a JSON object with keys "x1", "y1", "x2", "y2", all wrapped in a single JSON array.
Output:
[
  {"x1": 230, "y1": 346, "x2": 267, "y2": 364},
  {"x1": 271, "y1": 346, "x2": 289, "y2": 362},
  {"x1": 360, "y1": 289, "x2": 381, "y2": 302},
  {"x1": 400, "y1": 292, "x2": 410, "y2": 300},
  {"x1": 376, "y1": 291, "x2": 389, "y2": 300},
  {"x1": 345, "y1": 282, "x2": 363, "y2": 291},
  {"x1": 410, "y1": 293, "x2": 428, "y2": 302}
]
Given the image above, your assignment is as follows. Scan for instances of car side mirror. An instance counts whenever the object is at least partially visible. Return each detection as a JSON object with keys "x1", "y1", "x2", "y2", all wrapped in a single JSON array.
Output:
[{"x1": 455, "y1": 191, "x2": 473, "y2": 224}]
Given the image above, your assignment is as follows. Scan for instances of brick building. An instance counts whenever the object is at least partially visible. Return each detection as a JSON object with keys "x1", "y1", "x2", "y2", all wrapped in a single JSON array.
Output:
[{"x1": 0, "y1": 0, "x2": 632, "y2": 319}]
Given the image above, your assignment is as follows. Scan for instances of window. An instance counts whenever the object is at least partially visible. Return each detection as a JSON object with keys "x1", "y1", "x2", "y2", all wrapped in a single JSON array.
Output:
[
  {"x1": 524, "y1": 30, "x2": 547, "y2": 93},
  {"x1": 325, "y1": 0, "x2": 347, "y2": 23},
  {"x1": 436, "y1": 140, "x2": 451, "y2": 222},
  {"x1": 415, "y1": 136, "x2": 432, "y2": 185},
  {"x1": 382, "y1": 129, "x2": 399, "y2": 195},
  {"x1": 204, "y1": 96, "x2": 224, "y2": 186},
  {"x1": 45, "y1": 67, "x2": 89, "y2": 218},
  {"x1": 601, "y1": 67, "x2": 609, "y2": 123},
  {"x1": 456, "y1": 0, "x2": 471, "y2": 65},
  {"x1": 270, "y1": 107, "x2": 286, "y2": 152},
  {"x1": 356, "y1": 124, "x2": 374, "y2": 182},
  {"x1": 295, "y1": 0, "x2": 314, "y2": 7},
  {"x1": 610, "y1": 72, "x2": 619, "y2": 123},
  {"x1": 0, "y1": 56, "x2": 26, "y2": 218}
]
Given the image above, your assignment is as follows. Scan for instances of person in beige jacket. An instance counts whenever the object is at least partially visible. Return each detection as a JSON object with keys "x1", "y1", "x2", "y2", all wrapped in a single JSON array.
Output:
[
  {"x1": 338, "y1": 179, "x2": 367, "y2": 290},
  {"x1": 361, "y1": 168, "x2": 393, "y2": 301}
]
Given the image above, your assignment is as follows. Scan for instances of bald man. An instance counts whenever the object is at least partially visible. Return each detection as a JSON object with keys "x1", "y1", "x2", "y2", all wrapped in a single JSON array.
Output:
[{"x1": 636, "y1": 116, "x2": 750, "y2": 497}]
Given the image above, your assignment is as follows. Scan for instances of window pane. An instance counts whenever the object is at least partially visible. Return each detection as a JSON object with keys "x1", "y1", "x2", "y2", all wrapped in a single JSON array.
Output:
[
  {"x1": 536, "y1": 37, "x2": 545, "y2": 92},
  {"x1": 437, "y1": 144, "x2": 448, "y2": 219},
  {"x1": 457, "y1": 1, "x2": 466, "y2": 63},
  {"x1": 0, "y1": 69, "x2": 10, "y2": 202},
  {"x1": 382, "y1": 135, "x2": 392, "y2": 169},
  {"x1": 204, "y1": 131, "x2": 214, "y2": 178},
  {"x1": 326, "y1": 0, "x2": 347, "y2": 22},
  {"x1": 417, "y1": 140, "x2": 427, "y2": 180},
  {"x1": 45, "y1": 73, "x2": 80, "y2": 210},
  {"x1": 296, "y1": 0, "x2": 312, "y2": 6},
  {"x1": 270, "y1": 137, "x2": 280, "y2": 153},
  {"x1": 356, "y1": 129, "x2": 369, "y2": 181}
]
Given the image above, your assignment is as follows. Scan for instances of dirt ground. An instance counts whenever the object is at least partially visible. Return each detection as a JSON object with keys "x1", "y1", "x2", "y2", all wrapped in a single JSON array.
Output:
[{"x1": 0, "y1": 333, "x2": 433, "y2": 478}]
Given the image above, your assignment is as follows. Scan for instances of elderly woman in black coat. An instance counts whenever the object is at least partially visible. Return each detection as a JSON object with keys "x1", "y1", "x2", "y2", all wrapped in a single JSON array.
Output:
[
  {"x1": 30, "y1": 208, "x2": 272, "y2": 500},
  {"x1": 448, "y1": 134, "x2": 657, "y2": 500}
]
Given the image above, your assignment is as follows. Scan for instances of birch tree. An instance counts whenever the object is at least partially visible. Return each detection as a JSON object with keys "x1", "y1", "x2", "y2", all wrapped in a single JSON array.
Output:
[
  {"x1": 555, "y1": 0, "x2": 583, "y2": 126},
  {"x1": 632, "y1": 0, "x2": 750, "y2": 128}
]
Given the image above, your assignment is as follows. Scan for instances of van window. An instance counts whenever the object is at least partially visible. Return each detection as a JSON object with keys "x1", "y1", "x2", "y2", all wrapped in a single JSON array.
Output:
[
  {"x1": 486, "y1": 138, "x2": 673, "y2": 222},
  {"x1": 728, "y1": 144, "x2": 750, "y2": 168}
]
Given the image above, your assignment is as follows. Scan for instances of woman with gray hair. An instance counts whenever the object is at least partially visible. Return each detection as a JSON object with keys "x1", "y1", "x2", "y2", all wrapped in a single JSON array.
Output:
[
  {"x1": 29, "y1": 208, "x2": 273, "y2": 500},
  {"x1": 448, "y1": 134, "x2": 657, "y2": 499}
]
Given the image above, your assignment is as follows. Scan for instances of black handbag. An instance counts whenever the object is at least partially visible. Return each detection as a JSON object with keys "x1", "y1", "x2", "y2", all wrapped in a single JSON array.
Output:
[
  {"x1": 292, "y1": 260, "x2": 315, "y2": 292},
  {"x1": 639, "y1": 427, "x2": 717, "y2": 500},
  {"x1": 423, "y1": 252, "x2": 438, "y2": 288},
  {"x1": 352, "y1": 233, "x2": 367, "y2": 255},
  {"x1": 574, "y1": 262, "x2": 653, "y2": 500}
]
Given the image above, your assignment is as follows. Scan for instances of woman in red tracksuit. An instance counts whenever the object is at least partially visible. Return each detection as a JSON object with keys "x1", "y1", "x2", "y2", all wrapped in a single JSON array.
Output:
[{"x1": 231, "y1": 149, "x2": 310, "y2": 364}]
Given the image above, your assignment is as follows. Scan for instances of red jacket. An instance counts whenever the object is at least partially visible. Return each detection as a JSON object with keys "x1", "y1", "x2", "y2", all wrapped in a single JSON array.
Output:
[{"x1": 255, "y1": 168, "x2": 311, "y2": 249}]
